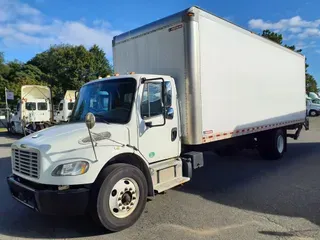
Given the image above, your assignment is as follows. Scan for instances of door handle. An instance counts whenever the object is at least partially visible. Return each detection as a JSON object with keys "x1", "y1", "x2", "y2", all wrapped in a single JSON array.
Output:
[{"x1": 171, "y1": 127, "x2": 177, "y2": 142}]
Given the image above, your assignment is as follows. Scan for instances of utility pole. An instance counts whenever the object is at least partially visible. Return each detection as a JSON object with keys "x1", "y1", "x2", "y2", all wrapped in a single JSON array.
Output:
[{"x1": 4, "y1": 87, "x2": 9, "y2": 130}]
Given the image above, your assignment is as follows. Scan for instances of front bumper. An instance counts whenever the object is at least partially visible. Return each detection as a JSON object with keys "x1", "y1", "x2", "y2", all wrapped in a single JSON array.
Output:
[{"x1": 7, "y1": 175, "x2": 90, "y2": 216}]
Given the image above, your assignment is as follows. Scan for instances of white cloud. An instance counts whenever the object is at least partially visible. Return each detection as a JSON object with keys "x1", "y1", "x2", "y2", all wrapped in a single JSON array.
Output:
[
  {"x1": 248, "y1": 15, "x2": 320, "y2": 53},
  {"x1": 0, "y1": 0, "x2": 121, "y2": 57},
  {"x1": 0, "y1": 0, "x2": 41, "y2": 22},
  {"x1": 316, "y1": 50, "x2": 320, "y2": 54},
  {"x1": 248, "y1": 16, "x2": 320, "y2": 31},
  {"x1": 289, "y1": 27, "x2": 302, "y2": 33},
  {"x1": 297, "y1": 28, "x2": 320, "y2": 39}
]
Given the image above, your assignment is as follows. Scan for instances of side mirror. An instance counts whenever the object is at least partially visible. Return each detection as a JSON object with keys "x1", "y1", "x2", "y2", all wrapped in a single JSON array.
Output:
[
  {"x1": 85, "y1": 112, "x2": 96, "y2": 129},
  {"x1": 166, "y1": 107, "x2": 174, "y2": 119}
]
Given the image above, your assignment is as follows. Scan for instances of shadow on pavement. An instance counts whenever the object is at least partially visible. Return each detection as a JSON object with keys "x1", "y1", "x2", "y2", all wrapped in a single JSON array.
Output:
[
  {"x1": 176, "y1": 142, "x2": 320, "y2": 230},
  {"x1": 0, "y1": 141, "x2": 320, "y2": 238},
  {"x1": 259, "y1": 229, "x2": 318, "y2": 237}
]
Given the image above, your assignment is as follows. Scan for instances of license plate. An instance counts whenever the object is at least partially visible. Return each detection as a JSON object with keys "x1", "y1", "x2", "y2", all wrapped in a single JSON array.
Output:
[{"x1": 12, "y1": 187, "x2": 36, "y2": 209}]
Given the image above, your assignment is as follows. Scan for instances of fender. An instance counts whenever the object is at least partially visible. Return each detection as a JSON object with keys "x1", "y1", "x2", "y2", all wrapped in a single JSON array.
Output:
[{"x1": 97, "y1": 152, "x2": 154, "y2": 197}]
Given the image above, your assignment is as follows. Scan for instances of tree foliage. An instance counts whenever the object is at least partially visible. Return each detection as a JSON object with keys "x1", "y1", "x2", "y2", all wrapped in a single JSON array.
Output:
[
  {"x1": 0, "y1": 44, "x2": 112, "y2": 105},
  {"x1": 261, "y1": 29, "x2": 318, "y2": 93}
]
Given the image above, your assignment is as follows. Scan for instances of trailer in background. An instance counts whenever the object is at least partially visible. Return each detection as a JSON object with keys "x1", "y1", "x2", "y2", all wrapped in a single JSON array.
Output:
[
  {"x1": 54, "y1": 90, "x2": 76, "y2": 123},
  {"x1": 9, "y1": 85, "x2": 53, "y2": 134}
]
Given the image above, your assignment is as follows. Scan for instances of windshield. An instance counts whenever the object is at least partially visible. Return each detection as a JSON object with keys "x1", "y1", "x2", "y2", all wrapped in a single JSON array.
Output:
[
  {"x1": 312, "y1": 99, "x2": 320, "y2": 104},
  {"x1": 70, "y1": 78, "x2": 136, "y2": 124}
]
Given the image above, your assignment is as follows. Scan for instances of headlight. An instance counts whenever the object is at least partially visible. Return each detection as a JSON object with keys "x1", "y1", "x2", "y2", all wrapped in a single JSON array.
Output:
[{"x1": 52, "y1": 161, "x2": 89, "y2": 176}]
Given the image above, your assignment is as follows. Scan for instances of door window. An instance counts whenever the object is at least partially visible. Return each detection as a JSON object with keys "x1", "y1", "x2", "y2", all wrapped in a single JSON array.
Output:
[
  {"x1": 58, "y1": 103, "x2": 63, "y2": 111},
  {"x1": 141, "y1": 82, "x2": 163, "y2": 119}
]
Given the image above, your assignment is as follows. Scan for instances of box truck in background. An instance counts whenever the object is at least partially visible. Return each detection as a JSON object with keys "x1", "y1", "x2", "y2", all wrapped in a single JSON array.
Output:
[
  {"x1": 7, "y1": 6, "x2": 308, "y2": 232},
  {"x1": 54, "y1": 90, "x2": 76, "y2": 123},
  {"x1": 9, "y1": 85, "x2": 53, "y2": 134}
]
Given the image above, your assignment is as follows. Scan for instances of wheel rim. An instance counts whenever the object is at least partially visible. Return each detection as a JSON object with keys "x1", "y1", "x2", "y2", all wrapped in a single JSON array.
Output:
[
  {"x1": 109, "y1": 177, "x2": 140, "y2": 219},
  {"x1": 277, "y1": 134, "x2": 284, "y2": 153},
  {"x1": 10, "y1": 125, "x2": 15, "y2": 134},
  {"x1": 311, "y1": 111, "x2": 316, "y2": 116}
]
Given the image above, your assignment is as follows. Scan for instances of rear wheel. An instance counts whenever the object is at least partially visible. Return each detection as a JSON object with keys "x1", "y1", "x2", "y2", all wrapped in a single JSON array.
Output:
[
  {"x1": 258, "y1": 128, "x2": 286, "y2": 160},
  {"x1": 309, "y1": 110, "x2": 318, "y2": 117},
  {"x1": 90, "y1": 163, "x2": 147, "y2": 232},
  {"x1": 10, "y1": 122, "x2": 16, "y2": 134}
]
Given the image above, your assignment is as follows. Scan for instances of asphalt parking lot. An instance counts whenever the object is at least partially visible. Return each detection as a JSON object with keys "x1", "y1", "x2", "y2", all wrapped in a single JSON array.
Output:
[{"x1": 1, "y1": 119, "x2": 320, "y2": 240}]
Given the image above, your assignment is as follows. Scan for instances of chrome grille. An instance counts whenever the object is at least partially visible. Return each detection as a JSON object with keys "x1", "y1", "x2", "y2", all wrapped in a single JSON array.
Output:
[{"x1": 12, "y1": 149, "x2": 40, "y2": 178}]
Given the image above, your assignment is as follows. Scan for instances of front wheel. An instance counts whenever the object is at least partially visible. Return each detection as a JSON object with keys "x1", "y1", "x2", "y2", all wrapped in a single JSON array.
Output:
[{"x1": 90, "y1": 163, "x2": 148, "y2": 232}]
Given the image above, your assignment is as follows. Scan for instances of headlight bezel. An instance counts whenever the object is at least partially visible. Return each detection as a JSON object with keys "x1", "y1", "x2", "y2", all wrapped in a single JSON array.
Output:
[{"x1": 52, "y1": 161, "x2": 89, "y2": 176}]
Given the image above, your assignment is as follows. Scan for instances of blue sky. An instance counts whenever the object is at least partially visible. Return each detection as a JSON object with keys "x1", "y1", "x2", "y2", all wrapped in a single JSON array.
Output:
[{"x1": 1, "y1": 0, "x2": 320, "y2": 82}]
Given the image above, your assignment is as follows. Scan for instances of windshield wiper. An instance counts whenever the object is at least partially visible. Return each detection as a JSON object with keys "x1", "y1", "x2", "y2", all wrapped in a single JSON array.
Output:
[{"x1": 94, "y1": 114, "x2": 110, "y2": 124}]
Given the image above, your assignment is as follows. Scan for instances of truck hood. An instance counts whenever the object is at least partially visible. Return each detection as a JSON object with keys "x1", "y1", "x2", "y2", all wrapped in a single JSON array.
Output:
[
  {"x1": 11, "y1": 122, "x2": 135, "y2": 185},
  {"x1": 12, "y1": 122, "x2": 130, "y2": 157}
]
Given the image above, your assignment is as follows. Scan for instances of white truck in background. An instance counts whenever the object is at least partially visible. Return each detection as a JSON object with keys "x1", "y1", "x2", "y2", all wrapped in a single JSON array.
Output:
[
  {"x1": 54, "y1": 90, "x2": 76, "y2": 123},
  {"x1": 9, "y1": 85, "x2": 53, "y2": 134},
  {"x1": 7, "y1": 6, "x2": 308, "y2": 232}
]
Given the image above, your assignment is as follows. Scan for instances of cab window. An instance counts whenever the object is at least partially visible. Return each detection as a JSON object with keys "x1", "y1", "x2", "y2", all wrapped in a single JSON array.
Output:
[
  {"x1": 26, "y1": 102, "x2": 36, "y2": 110},
  {"x1": 68, "y1": 102, "x2": 75, "y2": 110},
  {"x1": 37, "y1": 102, "x2": 47, "y2": 110}
]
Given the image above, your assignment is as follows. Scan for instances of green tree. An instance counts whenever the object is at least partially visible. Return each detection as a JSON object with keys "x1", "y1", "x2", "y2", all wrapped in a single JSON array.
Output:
[
  {"x1": 6, "y1": 64, "x2": 47, "y2": 101},
  {"x1": 261, "y1": 30, "x2": 283, "y2": 44},
  {"x1": 28, "y1": 44, "x2": 113, "y2": 102},
  {"x1": 89, "y1": 44, "x2": 113, "y2": 78}
]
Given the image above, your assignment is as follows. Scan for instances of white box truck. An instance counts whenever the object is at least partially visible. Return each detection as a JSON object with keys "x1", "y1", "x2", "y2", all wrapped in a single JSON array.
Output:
[
  {"x1": 54, "y1": 90, "x2": 76, "y2": 123},
  {"x1": 7, "y1": 6, "x2": 308, "y2": 232},
  {"x1": 9, "y1": 85, "x2": 53, "y2": 134}
]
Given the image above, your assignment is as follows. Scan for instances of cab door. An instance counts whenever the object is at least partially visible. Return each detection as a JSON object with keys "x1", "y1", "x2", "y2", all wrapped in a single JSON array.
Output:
[{"x1": 137, "y1": 77, "x2": 180, "y2": 163}]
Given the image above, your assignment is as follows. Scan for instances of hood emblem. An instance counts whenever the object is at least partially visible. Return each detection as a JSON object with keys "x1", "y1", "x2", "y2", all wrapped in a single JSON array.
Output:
[
  {"x1": 20, "y1": 144, "x2": 27, "y2": 149},
  {"x1": 79, "y1": 131, "x2": 112, "y2": 144}
]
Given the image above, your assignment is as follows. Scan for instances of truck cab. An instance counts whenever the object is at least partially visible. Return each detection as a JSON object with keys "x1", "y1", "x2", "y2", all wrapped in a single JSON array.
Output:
[
  {"x1": 54, "y1": 90, "x2": 76, "y2": 123},
  {"x1": 10, "y1": 98, "x2": 51, "y2": 134},
  {"x1": 306, "y1": 98, "x2": 320, "y2": 116},
  {"x1": 54, "y1": 99, "x2": 75, "y2": 123},
  {"x1": 7, "y1": 74, "x2": 183, "y2": 232}
]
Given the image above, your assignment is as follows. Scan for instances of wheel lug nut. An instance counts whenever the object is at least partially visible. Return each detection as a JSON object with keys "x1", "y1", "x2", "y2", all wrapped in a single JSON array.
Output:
[
  {"x1": 129, "y1": 188, "x2": 132, "y2": 191},
  {"x1": 125, "y1": 188, "x2": 128, "y2": 191},
  {"x1": 132, "y1": 191, "x2": 135, "y2": 194},
  {"x1": 126, "y1": 206, "x2": 130, "y2": 210},
  {"x1": 133, "y1": 197, "x2": 136, "y2": 200},
  {"x1": 122, "y1": 207, "x2": 125, "y2": 210},
  {"x1": 119, "y1": 203, "x2": 122, "y2": 206},
  {"x1": 118, "y1": 197, "x2": 121, "y2": 201},
  {"x1": 130, "y1": 202, "x2": 134, "y2": 205},
  {"x1": 120, "y1": 192, "x2": 123, "y2": 195}
]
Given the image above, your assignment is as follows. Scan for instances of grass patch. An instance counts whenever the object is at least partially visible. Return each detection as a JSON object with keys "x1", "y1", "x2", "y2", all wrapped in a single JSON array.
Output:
[{"x1": 0, "y1": 128, "x2": 8, "y2": 132}]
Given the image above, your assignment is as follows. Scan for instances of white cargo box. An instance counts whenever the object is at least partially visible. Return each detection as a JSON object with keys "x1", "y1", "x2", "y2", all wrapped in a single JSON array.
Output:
[{"x1": 113, "y1": 6, "x2": 306, "y2": 145}]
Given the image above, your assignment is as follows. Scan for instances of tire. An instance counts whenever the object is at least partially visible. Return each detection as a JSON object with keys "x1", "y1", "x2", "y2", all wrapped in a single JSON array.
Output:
[
  {"x1": 258, "y1": 129, "x2": 286, "y2": 160},
  {"x1": 10, "y1": 122, "x2": 16, "y2": 134},
  {"x1": 90, "y1": 163, "x2": 148, "y2": 232},
  {"x1": 309, "y1": 110, "x2": 318, "y2": 117}
]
